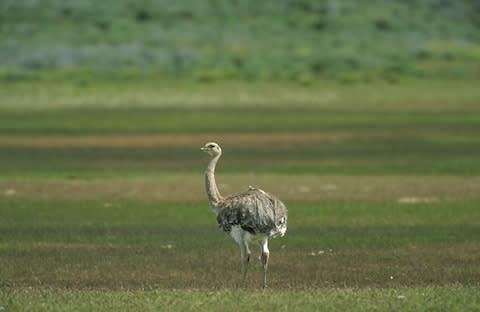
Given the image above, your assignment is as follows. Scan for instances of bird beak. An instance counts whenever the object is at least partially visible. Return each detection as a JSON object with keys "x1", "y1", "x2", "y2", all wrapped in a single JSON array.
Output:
[{"x1": 200, "y1": 147, "x2": 207, "y2": 151}]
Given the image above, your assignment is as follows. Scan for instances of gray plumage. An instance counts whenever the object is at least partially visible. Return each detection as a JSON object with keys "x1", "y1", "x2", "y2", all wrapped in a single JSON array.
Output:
[
  {"x1": 201, "y1": 142, "x2": 287, "y2": 288},
  {"x1": 217, "y1": 188, "x2": 287, "y2": 237}
]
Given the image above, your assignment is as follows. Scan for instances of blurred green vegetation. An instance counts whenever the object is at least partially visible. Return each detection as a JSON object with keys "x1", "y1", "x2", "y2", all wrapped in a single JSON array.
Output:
[
  {"x1": 0, "y1": 79, "x2": 478, "y2": 177},
  {"x1": 1, "y1": 0, "x2": 479, "y2": 82},
  {"x1": 1, "y1": 109, "x2": 479, "y2": 177}
]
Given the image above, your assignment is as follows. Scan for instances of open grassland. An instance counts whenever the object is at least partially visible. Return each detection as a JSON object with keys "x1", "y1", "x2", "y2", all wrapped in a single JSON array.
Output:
[
  {"x1": 1, "y1": 199, "x2": 480, "y2": 289},
  {"x1": 0, "y1": 80, "x2": 479, "y2": 310},
  {"x1": 1, "y1": 79, "x2": 480, "y2": 111},
  {"x1": 0, "y1": 80, "x2": 479, "y2": 178},
  {"x1": 1, "y1": 119, "x2": 480, "y2": 176},
  {"x1": 1, "y1": 199, "x2": 479, "y2": 310},
  {"x1": 1, "y1": 175, "x2": 479, "y2": 202},
  {"x1": 2, "y1": 286, "x2": 478, "y2": 312}
]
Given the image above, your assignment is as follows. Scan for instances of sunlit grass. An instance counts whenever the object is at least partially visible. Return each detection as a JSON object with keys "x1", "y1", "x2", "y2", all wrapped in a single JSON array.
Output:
[
  {"x1": 1, "y1": 199, "x2": 479, "y2": 290},
  {"x1": 1, "y1": 132, "x2": 479, "y2": 177},
  {"x1": 1, "y1": 79, "x2": 480, "y2": 111},
  {"x1": 1, "y1": 78, "x2": 479, "y2": 309},
  {"x1": 2, "y1": 286, "x2": 479, "y2": 312}
]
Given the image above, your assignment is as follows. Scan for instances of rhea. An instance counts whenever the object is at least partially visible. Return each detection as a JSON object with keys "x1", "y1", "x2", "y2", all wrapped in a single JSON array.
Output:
[{"x1": 201, "y1": 142, "x2": 287, "y2": 288}]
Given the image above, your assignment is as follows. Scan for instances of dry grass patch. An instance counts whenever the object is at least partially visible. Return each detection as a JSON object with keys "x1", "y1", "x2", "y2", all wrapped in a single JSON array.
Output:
[
  {"x1": 0, "y1": 132, "x2": 382, "y2": 147},
  {"x1": 1, "y1": 175, "x2": 479, "y2": 202},
  {"x1": 0, "y1": 130, "x2": 477, "y2": 147}
]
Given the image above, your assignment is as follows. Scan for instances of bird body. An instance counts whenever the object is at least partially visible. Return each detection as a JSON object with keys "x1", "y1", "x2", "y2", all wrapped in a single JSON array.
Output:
[
  {"x1": 201, "y1": 142, "x2": 287, "y2": 288},
  {"x1": 217, "y1": 187, "x2": 287, "y2": 237}
]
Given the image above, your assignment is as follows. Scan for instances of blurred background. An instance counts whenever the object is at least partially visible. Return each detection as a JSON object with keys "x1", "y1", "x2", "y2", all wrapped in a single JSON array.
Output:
[
  {"x1": 0, "y1": 0, "x2": 479, "y2": 177},
  {"x1": 1, "y1": 0, "x2": 479, "y2": 82}
]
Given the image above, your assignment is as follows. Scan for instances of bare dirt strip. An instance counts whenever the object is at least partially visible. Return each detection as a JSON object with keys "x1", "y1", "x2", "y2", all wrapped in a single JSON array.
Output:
[
  {"x1": 1, "y1": 175, "x2": 479, "y2": 202},
  {"x1": 0, "y1": 133, "x2": 372, "y2": 147},
  {"x1": 0, "y1": 130, "x2": 475, "y2": 147}
]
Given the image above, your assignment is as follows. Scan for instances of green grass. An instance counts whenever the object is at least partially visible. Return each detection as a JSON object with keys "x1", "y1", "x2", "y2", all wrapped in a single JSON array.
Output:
[
  {"x1": 1, "y1": 79, "x2": 479, "y2": 310},
  {"x1": 1, "y1": 110, "x2": 480, "y2": 135},
  {"x1": 1, "y1": 133, "x2": 480, "y2": 177},
  {"x1": 0, "y1": 80, "x2": 479, "y2": 177},
  {"x1": 1, "y1": 199, "x2": 479, "y2": 310},
  {"x1": 2, "y1": 286, "x2": 479, "y2": 312},
  {"x1": 2, "y1": 79, "x2": 480, "y2": 111},
  {"x1": 1, "y1": 199, "x2": 479, "y2": 290}
]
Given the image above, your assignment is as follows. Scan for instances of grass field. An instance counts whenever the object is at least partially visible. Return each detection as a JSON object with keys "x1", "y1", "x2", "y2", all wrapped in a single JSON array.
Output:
[{"x1": 0, "y1": 80, "x2": 479, "y2": 310}]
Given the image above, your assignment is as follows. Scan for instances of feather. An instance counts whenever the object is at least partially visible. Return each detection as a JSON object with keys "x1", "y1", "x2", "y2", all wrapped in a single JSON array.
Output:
[
  {"x1": 202, "y1": 142, "x2": 287, "y2": 288},
  {"x1": 216, "y1": 188, "x2": 288, "y2": 237}
]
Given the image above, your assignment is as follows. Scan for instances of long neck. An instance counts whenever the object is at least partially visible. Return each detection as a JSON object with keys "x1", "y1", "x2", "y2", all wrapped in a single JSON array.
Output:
[{"x1": 205, "y1": 153, "x2": 223, "y2": 213}]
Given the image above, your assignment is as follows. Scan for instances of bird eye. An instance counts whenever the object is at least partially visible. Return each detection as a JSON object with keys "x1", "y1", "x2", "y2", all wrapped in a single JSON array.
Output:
[{"x1": 208, "y1": 144, "x2": 215, "y2": 148}]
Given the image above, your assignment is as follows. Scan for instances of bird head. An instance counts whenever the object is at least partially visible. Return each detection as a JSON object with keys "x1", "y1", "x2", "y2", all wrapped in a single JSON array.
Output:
[{"x1": 201, "y1": 142, "x2": 222, "y2": 157}]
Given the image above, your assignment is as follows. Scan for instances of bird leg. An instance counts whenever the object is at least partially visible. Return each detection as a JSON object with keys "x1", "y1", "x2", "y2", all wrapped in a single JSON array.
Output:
[
  {"x1": 239, "y1": 242, "x2": 250, "y2": 288},
  {"x1": 260, "y1": 238, "x2": 270, "y2": 289}
]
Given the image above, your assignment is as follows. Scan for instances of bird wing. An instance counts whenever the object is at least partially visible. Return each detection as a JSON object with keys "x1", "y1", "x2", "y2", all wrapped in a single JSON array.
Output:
[{"x1": 216, "y1": 188, "x2": 287, "y2": 236}]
